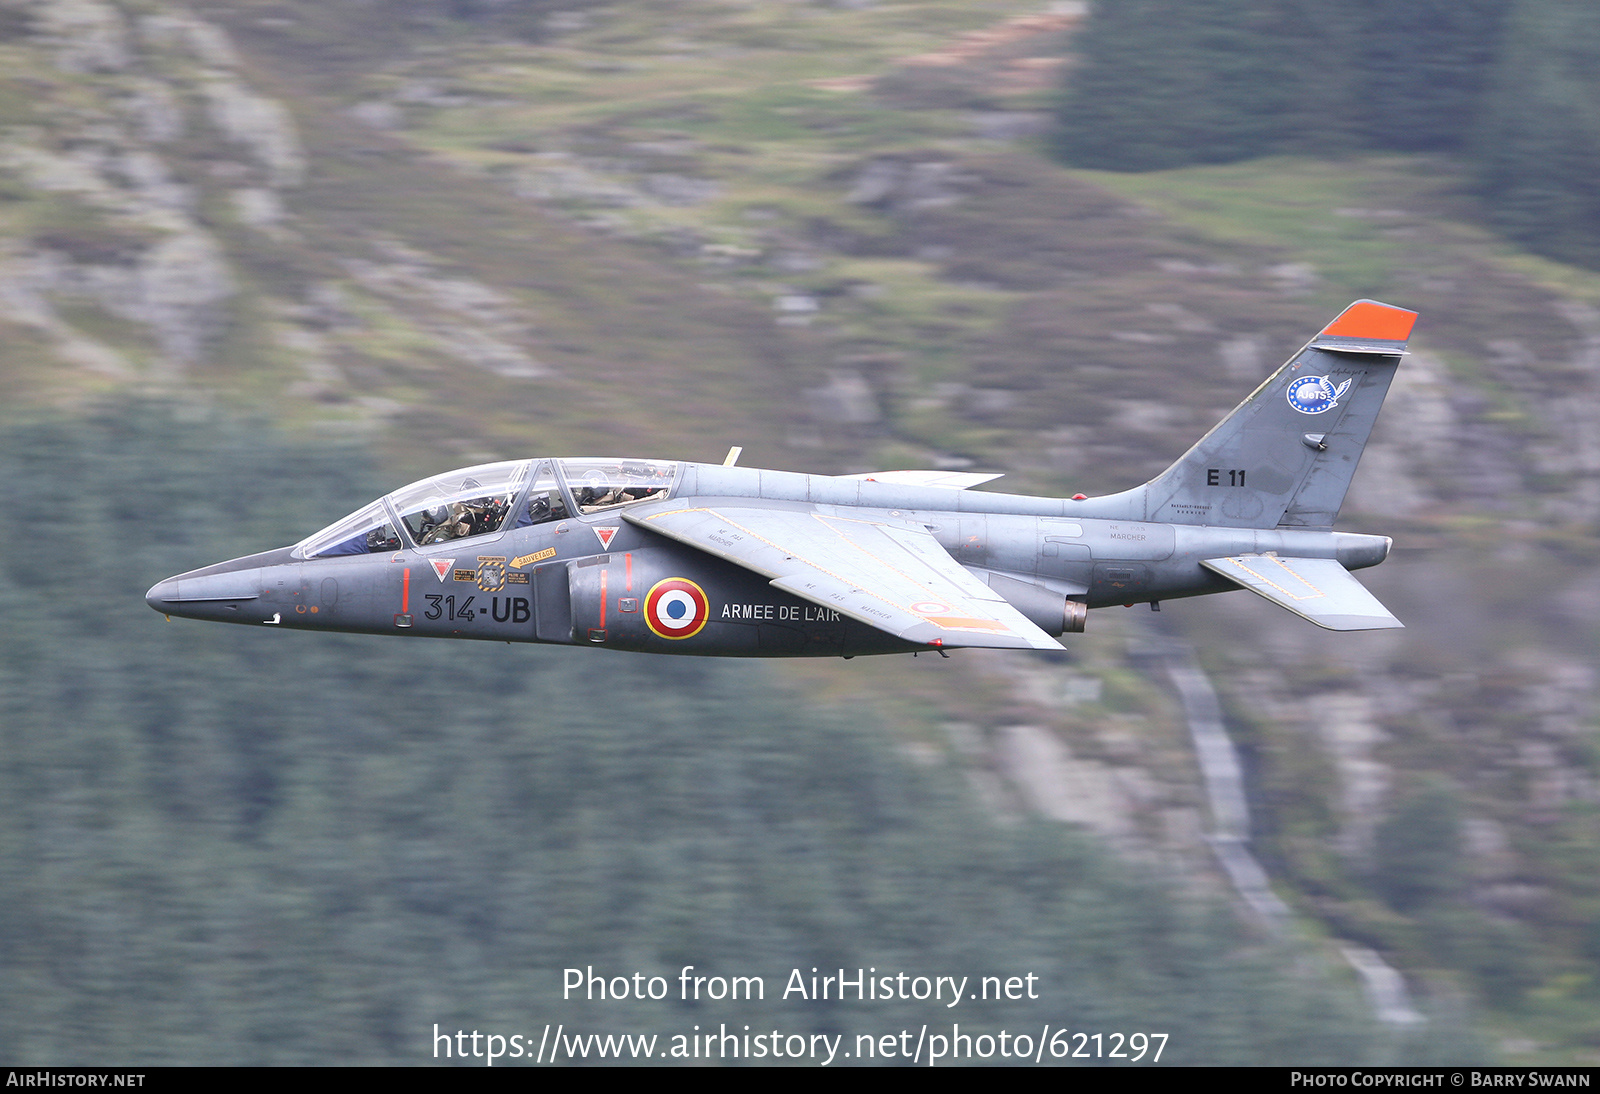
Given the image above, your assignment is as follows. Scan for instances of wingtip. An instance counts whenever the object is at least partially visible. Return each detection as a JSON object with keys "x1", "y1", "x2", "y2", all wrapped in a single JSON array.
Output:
[{"x1": 1321, "y1": 299, "x2": 1418, "y2": 342}]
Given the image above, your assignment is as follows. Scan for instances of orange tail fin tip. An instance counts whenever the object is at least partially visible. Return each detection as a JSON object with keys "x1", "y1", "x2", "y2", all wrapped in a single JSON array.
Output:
[{"x1": 1320, "y1": 299, "x2": 1417, "y2": 342}]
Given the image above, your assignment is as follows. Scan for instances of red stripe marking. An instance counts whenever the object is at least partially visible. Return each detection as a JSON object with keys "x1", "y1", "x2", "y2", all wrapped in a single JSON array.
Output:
[
  {"x1": 402, "y1": 568, "x2": 410, "y2": 613},
  {"x1": 1321, "y1": 300, "x2": 1417, "y2": 341},
  {"x1": 625, "y1": 552, "x2": 632, "y2": 592},
  {"x1": 600, "y1": 567, "x2": 608, "y2": 628}
]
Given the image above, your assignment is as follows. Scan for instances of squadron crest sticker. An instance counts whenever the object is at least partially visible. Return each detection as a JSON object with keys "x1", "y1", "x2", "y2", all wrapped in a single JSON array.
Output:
[{"x1": 1286, "y1": 374, "x2": 1352, "y2": 415}]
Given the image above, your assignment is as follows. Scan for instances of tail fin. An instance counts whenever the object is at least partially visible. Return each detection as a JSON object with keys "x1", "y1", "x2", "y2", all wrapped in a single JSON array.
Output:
[{"x1": 1129, "y1": 299, "x2": 1416, "y2": 529}]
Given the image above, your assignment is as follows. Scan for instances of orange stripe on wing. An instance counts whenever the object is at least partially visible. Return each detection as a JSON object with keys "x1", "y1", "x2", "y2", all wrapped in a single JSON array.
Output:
[{"x1": 925, "y1": 615, "x2": 1010, "y2": 633}]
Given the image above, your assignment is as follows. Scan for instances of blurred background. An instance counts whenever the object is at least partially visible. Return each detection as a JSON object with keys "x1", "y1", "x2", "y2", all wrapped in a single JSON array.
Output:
[{"x1": 0, "y1": 0, "x2": 1595, "y2": 1064}]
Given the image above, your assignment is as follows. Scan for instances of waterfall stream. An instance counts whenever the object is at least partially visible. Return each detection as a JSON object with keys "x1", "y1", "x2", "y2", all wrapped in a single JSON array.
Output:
[{"x1": 1129, "y1": 630, "x2": 1422, "y2": 1025}]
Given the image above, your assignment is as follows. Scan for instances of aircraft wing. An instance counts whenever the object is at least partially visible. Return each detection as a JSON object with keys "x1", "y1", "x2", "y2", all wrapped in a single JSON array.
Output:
[
  {"x1": 1201, "y1": 555, "x2": 1403, "y2": 631},
  {"x1": 626, "y1": 503, "x2": 1064, "y2": 650}
]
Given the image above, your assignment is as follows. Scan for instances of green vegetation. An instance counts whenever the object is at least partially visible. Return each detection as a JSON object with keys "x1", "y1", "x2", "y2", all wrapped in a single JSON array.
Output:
[
  {"x1": 1373, "y1": 779, "x2": 1464, "y2": 914},
  {"x1": 1053, "y1": 0, "x2": 1310, "y2": 171},
  {"x1": 1476, "y1": 1, "x2": 1600, "y2": 268},
  {"x1": 1050, "y1": 0, "x2": 1600, "y2": 269},
  {"x1": 1055, "y1": 0, "x2": 1512, "y2": 170}
]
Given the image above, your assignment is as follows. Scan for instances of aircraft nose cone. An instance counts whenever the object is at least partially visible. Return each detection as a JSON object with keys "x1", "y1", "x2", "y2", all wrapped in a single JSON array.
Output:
[
  {"x1": 144, "y1": 568, "x2": 262, "y2": 620},
  {"x1": 146, "y1": 577, "x2": 180, "y2": 613}
]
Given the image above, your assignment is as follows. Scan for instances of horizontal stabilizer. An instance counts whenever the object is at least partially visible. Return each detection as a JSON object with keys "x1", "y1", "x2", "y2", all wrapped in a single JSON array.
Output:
[{"x1": 1201, "y1": 555, "x2": 1402, "y2": 631}]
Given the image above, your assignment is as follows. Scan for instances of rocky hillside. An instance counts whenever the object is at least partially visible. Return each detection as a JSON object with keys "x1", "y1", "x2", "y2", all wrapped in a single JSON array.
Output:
[{"x1": 3, "y1": 0, "x2": 1597, "y2": 1061}]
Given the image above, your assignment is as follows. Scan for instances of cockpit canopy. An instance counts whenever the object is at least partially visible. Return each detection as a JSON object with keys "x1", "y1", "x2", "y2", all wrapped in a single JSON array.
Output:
[{"x1": 294, "y1": 458, "x2": 679, "y2": 559}]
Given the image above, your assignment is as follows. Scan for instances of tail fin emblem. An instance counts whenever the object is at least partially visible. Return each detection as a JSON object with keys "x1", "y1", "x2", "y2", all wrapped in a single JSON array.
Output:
[{"x1": 1286, "y1": 375, "x2": 1352, "y2": 415}]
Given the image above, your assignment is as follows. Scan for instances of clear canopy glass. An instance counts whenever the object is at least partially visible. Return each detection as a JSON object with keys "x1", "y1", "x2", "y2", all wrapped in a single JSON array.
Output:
[
  {"x1": 296, "y1": 500, "x2": 403, "y2": 558},
  {"x1": 386, "y1": 460, "x2": 533, "y2": 546},
  {"x1": 295, "y1": 457, "x2": 677, "y2": 558},
  {"x1": 296, "y1": 460, "x2": 531, "y2": 558},
  {"x1": 560, "y1": 458, "x2": 676, "y2": 514},
  {"x1": 512, "y1": 461, "x2": 570, "y2": 528}
]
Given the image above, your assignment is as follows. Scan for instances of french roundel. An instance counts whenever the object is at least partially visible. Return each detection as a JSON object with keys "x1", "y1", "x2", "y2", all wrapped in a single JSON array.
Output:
[{"x1": 644, "y1": 577, "x2": 710, "y2": 640}]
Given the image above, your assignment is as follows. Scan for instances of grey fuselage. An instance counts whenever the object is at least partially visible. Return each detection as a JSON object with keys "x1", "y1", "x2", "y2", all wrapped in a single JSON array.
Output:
[
  {"x1": 148, "y1": 298, "x2": 1417, "y2": 655},
  {"x1": 146, "y1": 461, "x2": 1390, "y2": 658}
]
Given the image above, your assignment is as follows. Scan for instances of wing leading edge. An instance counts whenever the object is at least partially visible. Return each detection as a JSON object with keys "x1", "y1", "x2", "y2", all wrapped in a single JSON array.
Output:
[
  {"x1": 626, "y1": 503, "x2": 1063, "y2": 651},
  {"x1": 1200, "y1": 555, "x2": 1403, "y2": 631}
]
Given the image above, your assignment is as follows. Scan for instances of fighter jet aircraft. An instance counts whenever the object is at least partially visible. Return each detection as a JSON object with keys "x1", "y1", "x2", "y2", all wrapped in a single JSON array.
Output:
[{"x1": 146, "y1": 299, "x2": 1415, "y2": 657}]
